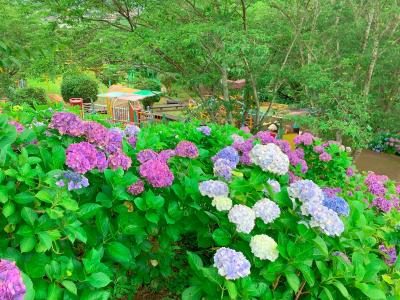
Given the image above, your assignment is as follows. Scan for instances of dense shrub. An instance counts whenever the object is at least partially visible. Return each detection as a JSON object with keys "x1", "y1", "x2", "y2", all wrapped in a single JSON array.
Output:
[
  {"x1": 131, "y1": 76, "x2": 161, "y2": 108},
  {"x1": 97, "y1": 65, "x2": 123, "y2": 86},
  {"x1": 11, "y1": 87, "x2": 47, "y2": 106},
  {"x1": 61, "y1": 73, "x2": 98, "y2": 103},
  {"x1": 0, "y1": 104, "x2": 399, "y2": 299},
  {"x1": 369, "y1": 132, "x2": 400, "y2": 155}
]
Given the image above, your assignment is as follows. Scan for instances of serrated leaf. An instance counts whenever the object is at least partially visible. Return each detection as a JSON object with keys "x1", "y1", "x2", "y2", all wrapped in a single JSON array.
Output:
[
  {"x1": 62, "y1": 280, "x2": 77, "y2": 295},
  {"x1": 86, "y1": 272, "x2": 111, "y2": 288}
]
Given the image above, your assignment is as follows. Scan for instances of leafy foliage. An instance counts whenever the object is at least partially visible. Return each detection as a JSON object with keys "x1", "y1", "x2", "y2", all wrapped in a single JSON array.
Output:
[
  {"x1": 11, "y1": 87, "x2": 48, "y2": 106},
  {"x1": 61, "y1": 73, "x2": 98, "y2": 103}
]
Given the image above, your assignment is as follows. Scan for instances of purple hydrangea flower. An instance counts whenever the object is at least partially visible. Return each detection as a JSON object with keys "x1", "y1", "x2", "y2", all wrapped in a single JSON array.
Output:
[
  {"x1": 275, "y1": 140, "x2": 291, "y2": 154},
  {"x1": 199, "y1": 180, "x2": 229, "y2": 198},
  {"x1": 379, "y1": 244, "x2": 397, "y2": 266},
  {"x1": 124, "y1": 124, "x2": 140, "y2": 137},
  {"x1": 306, "y1": 204, "x2": 345, "y2": 236},
  {"x1": 49, "y1": 112, "x2": 84, "y2": 136},
  {"x1": 0, "y1": 259, "x2": 26, "y2": 300},
  {"x1": 228, "y1": 204, "x2": 256, "y2": 233},
  {"x1": 213, "y1": 248, "x2": 251, "y2": 280},
  {"x1": 56, "y1": 171, "x2": 89, "y2": 191},
  {"x1": 267, "y1": 179, "x2": 281, "y2": 193},
  {"x1": 294, "y1": 133, "x2": 315, "y2": 146},
  {"x1": 104, "y1": 128, "x2": 123, "y2": 154},
  {"x1": 396, "y1": 185, "x2": 400, "y2": 195},
  {"x1": 127, "y1": 179, "x2": 145, "y2": 195},
  {"x1": 66, "y1": 142, "x2": 101, "y2": 174},
  {"x1": 96, "y1": 151, "x2": 108, "y2": 171},
  {"x1": 137, "y1": 149, "x2": 159, "y2": 163},
  {"x1": 175, "y1": 141, "x2": 199, "y2": 158},
  {"x1": 313, "y1": 145, "x2": 325, "y2": 153},
  {"x1": 139, "y1": 159, "x2": 174, "y2": 188},
  {"x1": 108, "y1": 150, "x2": 132, "y2": 170},
  {"x1": 127, "y1": 136, "x2": 136, "y2": 148},
  {"x1": 255, "y1": 131, "x2": 276, "y2": 144},
  {"x1": 322, "y1": 192, "x2": 350, "y2": 216},
  {"x1": 240, "y1": 126, "x2": 250, "y2": 134},
  {"x1": 319, "y1": 152, "x2": 332, "y2": 162},
  {"x1": 346, "y1": 167, "x2": 354, "y2": 177},
  {"x1": 322, "y1": 187, "x2": 342, "y2": 198},
  {"x1": 197, "y1": 126, "x2": 211, "y2": 136},
  {"x1": 8, "y1": 121, "x2": 25, "y2": 133},
  {"x1": 158, "y1": 149, "x2": 176, "y2": 162},
  {"x1": 252, "y1": 199, "x2": 281, "y2": 224},
  {"x1": 83, "y1": 121, "x2": 109, "y2": 147}
]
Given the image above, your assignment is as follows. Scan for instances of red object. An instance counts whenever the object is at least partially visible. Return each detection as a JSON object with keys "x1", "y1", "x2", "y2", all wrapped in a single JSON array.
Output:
[
  {"x1": 69, "y1": 98, "x2": 83, "y2": 109},
  {"x1": 227, "y1": 79, "x2": 246, "y2": 89}
]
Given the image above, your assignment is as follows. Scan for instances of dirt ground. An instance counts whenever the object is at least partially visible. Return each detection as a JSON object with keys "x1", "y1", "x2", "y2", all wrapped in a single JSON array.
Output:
[{"x1": 355, "y1": 150, "x2": 400, "y2": 183}]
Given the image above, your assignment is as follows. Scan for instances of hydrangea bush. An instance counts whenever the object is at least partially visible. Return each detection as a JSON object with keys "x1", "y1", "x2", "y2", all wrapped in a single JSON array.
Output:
[{"x1": 0, "y1": 103, "x2": 399, "y2": 299}]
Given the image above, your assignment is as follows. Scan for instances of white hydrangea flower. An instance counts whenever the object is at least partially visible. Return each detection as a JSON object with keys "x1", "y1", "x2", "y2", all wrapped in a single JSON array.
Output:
[
  {"x1": 228, "y1": 205, "x2": 256, "y2": 234},
  {"x1": 249, "y1": 144, "x2": 289, "y2": 175},
  {"x1": 252, "y1": 199, "x2": 280, "y2": 224},
  {"x1": 250, "y1": 234, "x2": 279, "y2": 261},
  {"x1": 212, "y1": 196, "x2": 233, "y2": 211}
]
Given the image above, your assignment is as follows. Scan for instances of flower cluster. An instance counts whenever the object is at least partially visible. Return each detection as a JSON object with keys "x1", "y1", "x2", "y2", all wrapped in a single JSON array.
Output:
[
  {"x1": 199, "y1": 180, "x2": 229, "y2": 198},
  {"x1": 197, "y1": 125, "x2": 211, "y2": 136},
  {"x1": 139, "y1": 159, "x2": 174, "y2": 188},
  {"x1": 0, "y1": 259, "x2": 26, "y2": 300},
  {"x1": 49, "y1": 112, "x2": 84, "y2": 136},
  {"x1": 124, "y1": 124, "x2": 141, "y2": 137},
  {"x1": 212, "y1": 146, "x2": 239, "y2": 167},
  {"x1": 266, "y1": 179, "x2": 281, "y2": 193},
  {"x1": 250, "y1": 235, "x2": 279, "y2": 261},
  {"x1": 294, "y1": 132, "x2": 315, "y2": 146},
  {"x1": 56, "y1": 171, "x2": 89, "y2": 190},
  {"x1": 379, "y1": 244, "x2": 397, "y2": 266},
  {"x1": 231, "y1": 136, "x2": 253, "y2": 165},
  {"x1": 211, "y1": 196, "x2": 233, "y2": 211},
  {"x1": 319, "y1": 152, "x2": 332, "y2": 162},
  {"x1": 213, "y1": 248, "x2": 251, "y2": 280},
  {"x1": 158, "y1": 149, "x2": 176, "y2": 162},
  {"x1": 8, "y1": 121, "x2": 25, "y2": 133},
  {"x1": 213, "y1": 158, "x2": 234, "y2": 181},
  {"x1": 127, "y1": 179, "x2": 145, "y2": 195},
  {"x1": 322, "y1": 192, "x2": 350, "y2": 216},
  {"x1": 249, "y1": 144, "x2": 289, "y2": 175},
  {"x1": 108, "y1": 150, "x2": 132, "y2": 170},
  {"x1": 228, "y1": 205, "x2": 256, "y2": 234},
  {"x1": 364, "y1": 172, "x2": 399, "y2": 212},
  {"x1": 175, "y1": 141, "x2": 199, "y2": 158},
  {"x1": 66, "y1": 142, "x2": 106, "y2": 174},
  {"x1": 253, "y1": 199, "x2": 281, "y2": 224},
  {"x1": 84, "y1": 121, "x2": 110, "y2": 147},
  {"x1": 137, "y1": 149, "x2": 159, "y2": 163},
  {"x1": 289, "y1": 180, "x2": 345, "y2": 236},
  {"x1": 255, "y1": 131, "x2": 276, "y2": 144}
]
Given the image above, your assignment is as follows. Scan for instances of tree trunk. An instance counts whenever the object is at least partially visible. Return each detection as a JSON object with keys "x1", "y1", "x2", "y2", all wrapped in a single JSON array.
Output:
[
  {"x1": 221, "y1": 67, "x2": 232, "y2": 124},
  {"x1": 363, "y1": 35, "x2": 379, "y2": 97}
]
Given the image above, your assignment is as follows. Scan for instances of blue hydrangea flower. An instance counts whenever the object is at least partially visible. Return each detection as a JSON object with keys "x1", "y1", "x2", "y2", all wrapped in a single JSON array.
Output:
[
  {"x1": 56, "y1": 171, "x2": 89, "y2": 191},
  {"x1": 197, "y1": 126, "x2": 211, "y2": 136},
  {"x1": 322, "y1": 193, "x2": 350, "y2": 216},
  {"x1": 199, "y1": 180, "x2": 229, "y2": 198},
  {"x1": 212, "y1": 146, "x2": 239, "y2": 168},
  {"x1": 304, "y1": 204, "x2": 345, "y2": 236},
  {"x1": 213, "y1": 247, "x2": 251, "y2": 280},
  {"x1": 124, "y1": 124, "x2": 141, "y2": 137},
  {"x1": 253, "y1": 199, "x2": 280, "y2": 224}
]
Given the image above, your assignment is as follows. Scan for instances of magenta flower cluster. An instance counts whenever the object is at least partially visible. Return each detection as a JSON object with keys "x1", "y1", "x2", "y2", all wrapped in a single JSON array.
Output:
[
  {"x1": 365, "y1": 172, "x2": 399, "y2": 212},
  {"x1": 8, "y1": 121, "x2": 25, "y2": 133},
  {"x1": 139, "y1": 158, "x2": 174, "y2": 188},
  {"x1": 294, "y1": 132, "x2": 315, "y2": 146},
  {"x1": 49, "y1": 112, "x2": 85, "y2": 136},
  {"x1": 127, "y1": 179, "x2": 145, "y2": 195},
  {"x1": 379, "y1": 244, "x2": 397, "y2": 266},
  {"x1": 175, "y1": 141, "x2": 199, "y2": 158},
  {"x1": 66, "y1": 142, "x2": 105, "y2": 173},
  {"x1": 0, "y1": 259, "x2": 26, "y2": 300}
]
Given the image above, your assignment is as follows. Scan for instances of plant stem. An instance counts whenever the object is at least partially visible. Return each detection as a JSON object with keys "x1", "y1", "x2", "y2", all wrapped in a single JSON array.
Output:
[{"x1": 295, "y1": 280, "x2": 306, "y2": 300}]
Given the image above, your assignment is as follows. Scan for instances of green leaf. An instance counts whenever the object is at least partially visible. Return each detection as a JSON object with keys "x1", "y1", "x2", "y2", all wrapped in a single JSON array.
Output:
[
  {"x1": 134, "y1": 197, "x2": 146, "y2": 211},
  {"x1": 14, "y1": 191, "x2": 35, "y2": 204},
  {"x1": 332, "y1": 280, "x2": 350, "y2": 299},
  {"x1": 285, "y1": 272, "x2": 300, "y2": 292},
  {"x1": 297, "y1": 264, "x2": 315, "y2": 287},
  {"x1": 52, "y1": 145, "x2": 66, "y2": 169},
  {"x1": 145, "y1": 212, "x2": 159, "y2": 224},
  {"x1": 355, "y1": 283, "x2": 386, "y2": 299},
  {"x1": 78, "y1": 203, "x2": 101, "y2": 219},
  {"x1": 106, "y1": 242, "x2": 132, "y2": 264},
  {"x1": 212, "y1": 228, "x2": 231, "y2": 246},
  {"x1": 59, "y1": 197, "x2": 79, "y2": 211},
  {"x1": 145, "y1": 192, "x2": 164, "y2": 209},
  {"x1": 21, "y1": 207, "x2": 38, "y2": 226},
  {"x1": 187, "y1": 251, "x2": 203, "y2": 273},
  {"x1": 225, "y1": 281, "x2": 238, "y2": 299},
  {"x1": 20, "y1": 236, "x2": 36, "y2": 253},
  {"x1": 313, "y1": 236, "x2": 328, "y2": 257},
  {"x1": 35, "y1": 190, "x2": 53, "y2": 203},
  {"x1": 202, "y1": 267, "x2": 223, "y2": 286},
  {"x1": 61, "y1": 280, "x2": 77, "y2": 295},
  {"x1": 86, "y1": 272, "x2": 111, "y2": 288},
  {"x1": 36, "y1": 232, "x2": 52, "y2": 252},
  {"x1": 182, "y1": 286, "x2": 202, "y2": 300},
  {"x1": 2, "y1": 201, "x2": 15, "y2": 217},
  {"x1": 81, "y1": 290, "x2": 111, "y2": 300},
  {"x1": 47, "y1": 283, "x2": 63, "y2": 299},
  {"x1": 321, "y1": 287, "x2": 334, "y2": 300},
  {"x1": 21, "y1": 272, "x2": 35, "y2": 300}
]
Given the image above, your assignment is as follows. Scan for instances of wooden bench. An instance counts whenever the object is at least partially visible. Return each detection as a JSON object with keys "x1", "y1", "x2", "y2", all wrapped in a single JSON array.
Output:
[{"x1": 151, "y1": 103, "x2": 188, "y2": 112}]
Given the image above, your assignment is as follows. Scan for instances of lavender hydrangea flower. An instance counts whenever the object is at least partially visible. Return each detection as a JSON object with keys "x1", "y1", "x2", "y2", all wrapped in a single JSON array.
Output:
[
  {"x1": 104, "y1": 129, "x2": 123, "y2": 154},
  {"x1": 255, "y1": 131, "x2": 276, "y2": 144},
  {"x1": 212, "y1": 146, "x2": 239, "y2": 167},
  {"x1": 249, "y1": 144, "x2": 289, "y2": 175},
  {"x1": 322, "y1": 187, "x2": 342, "y2": 198},
  {"x1": 139, "y1": 159, "x2": 174, "y2": 188},
  {"x1": 66, "y1": 142, "x2": 101, "y2": 174},
  {"x1": 199, "y1": 180, "x2": 229, "y2": 198},
  {"x1": 124, "y1": 124, "x2": 140, "y2": 137},
  {"x1": 252, "y1": 199, "x2": 280, "y2": 224},
  {"x1": 8, "y1": 121, "x2": 25, "y2": 133},
  {"x1": 108, "y1": 150, "x2": 132, "y2": 170},
  {"x1": 213, "y1": 247, "x2": 251, "y2": 280},
  {"x1": 197, "y1": 125, "x2": 211, "y2": 136},
  {"x1": 137, "y1": 149, "x2": 159, "y2": 163},
  {"x1": 267, "y1": 179, "x2": 281, "y2": 193},
  {"x1": 96, "y1": 151, "x2": 108, "y2": 171},
  {"x1": 49, "y1": 112, "x2": 84, "y2": 136},
  {"x1": 379, "y1": 244, "x2": 397, "y2": 266},
  {"x1": 288, "y1": 180, "x2": 324, "y2": 205},
  {"x1": 304, "y1": 204, "x2": 345, "y2": 236},
  {"x1": 56, "y1": 171, "x2": 89, "y2": 191},
  {"x1": 0, "y1": 259, "x2": 26, "y2": 300},
  {"x1": 213, "y1": 159, "x2": 233, "y2": 181},
  {"x1": 127, "y1": 136, "x2": 137, "y2": 148},
  {"x1": 127, "y1": 179, "x2": 145, "y2": 195},
  {"x1": 346, "y1": 167, "x2": 354, "y2": 177},
  {"x1": 313, "y1": 145, "x2": 325, "y2": 153},
  {"x1": 228, "y1": 204, "x2": 256, "y2": 234},
  {"x1": 371, "y1": 196, "x2": 393, "y2": 212},
  {"x1": 322, "y1": 192, "x2": 350, "y2": 216},
  {"x1": 83, "y1": 121, "x2": 110, "y2": 147},
  {"x1": 175, "y1": 141, "x2": 199, "y2": 158}
]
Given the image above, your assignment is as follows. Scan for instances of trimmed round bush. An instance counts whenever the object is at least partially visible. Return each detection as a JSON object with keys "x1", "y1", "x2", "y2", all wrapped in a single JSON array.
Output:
[
  {"x1": 12, "y1": 87, "x2": 47, "y2": 106},
  {"x1": 61, "y1": 73, "x2": 98, "y2": 103}
]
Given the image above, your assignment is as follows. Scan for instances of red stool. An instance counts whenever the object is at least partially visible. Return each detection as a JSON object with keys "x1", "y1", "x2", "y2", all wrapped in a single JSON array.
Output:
[{"x1": 69, "y1": 98, "x2": 83, "y2": 109}]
